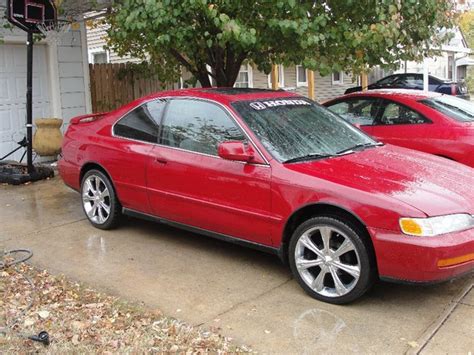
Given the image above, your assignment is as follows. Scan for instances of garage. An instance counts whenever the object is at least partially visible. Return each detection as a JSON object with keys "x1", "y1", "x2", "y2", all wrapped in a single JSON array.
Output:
[{"x1": 0, "y1": 44, "x2": 51, "y2": 161}]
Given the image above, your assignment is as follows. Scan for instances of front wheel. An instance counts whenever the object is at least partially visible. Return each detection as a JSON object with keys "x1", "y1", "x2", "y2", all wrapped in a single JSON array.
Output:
[
  {"x1": 81, "y1": 169, "x2": 121, "y2": 230},
  {"x1": 289, "y1": 216, "x2": 376, "y2": 304}
]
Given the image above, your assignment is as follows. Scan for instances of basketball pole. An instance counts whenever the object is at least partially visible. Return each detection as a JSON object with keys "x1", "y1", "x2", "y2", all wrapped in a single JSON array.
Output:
[{"x1": 26, "y1": 31, "x2": 34, "y2": 173}]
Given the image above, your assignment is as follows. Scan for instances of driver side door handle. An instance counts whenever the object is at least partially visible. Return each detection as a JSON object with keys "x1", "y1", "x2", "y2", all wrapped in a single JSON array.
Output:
[{"x1": 155, "y1": 157, "x2": 167, "y2": 165}]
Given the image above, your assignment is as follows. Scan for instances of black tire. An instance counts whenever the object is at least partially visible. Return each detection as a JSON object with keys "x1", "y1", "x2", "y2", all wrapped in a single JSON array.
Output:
[
  {"x1": 289, "y1": 216, "x2": 376, "y2": 304},
  {"x1": 81, "y1": 169, "x2": 121, "y2": 230}
]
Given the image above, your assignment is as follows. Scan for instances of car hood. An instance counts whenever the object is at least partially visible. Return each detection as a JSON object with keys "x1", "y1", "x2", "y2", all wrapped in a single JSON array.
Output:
[{"x1": 284, "y1": 145, "x2": 474, "y2": 216}]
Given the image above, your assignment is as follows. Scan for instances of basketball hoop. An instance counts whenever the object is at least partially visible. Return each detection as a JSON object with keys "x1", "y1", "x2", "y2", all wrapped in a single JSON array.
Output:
[{"x1": 36, "y1": 19, "x2": 71, "y2": 44}]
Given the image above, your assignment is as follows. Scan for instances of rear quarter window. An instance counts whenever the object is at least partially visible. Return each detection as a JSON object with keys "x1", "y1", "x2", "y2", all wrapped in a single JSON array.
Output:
[{"x1": 420, "y1": 97, "x2": 474, "y2": 122}]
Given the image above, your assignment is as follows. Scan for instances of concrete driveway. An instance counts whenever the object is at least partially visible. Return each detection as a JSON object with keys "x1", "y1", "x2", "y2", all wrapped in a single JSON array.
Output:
[{"x1": 1, "y1": 177, "x2": 473, "y2": 354}]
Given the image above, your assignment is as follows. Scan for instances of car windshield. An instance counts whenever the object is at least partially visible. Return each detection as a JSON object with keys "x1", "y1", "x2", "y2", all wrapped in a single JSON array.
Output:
[
  {"x1": 420, "y1": 96, "x2": 474, "y2": 122},
  {"x1": 232, "y1": 98, "x2": 377, "y2": 163}
]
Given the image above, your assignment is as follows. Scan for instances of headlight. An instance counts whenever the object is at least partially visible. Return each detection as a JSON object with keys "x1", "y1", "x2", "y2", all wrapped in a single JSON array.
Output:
[{"x1": 399, "y1": 214, "x2": 474, "y2": 237}]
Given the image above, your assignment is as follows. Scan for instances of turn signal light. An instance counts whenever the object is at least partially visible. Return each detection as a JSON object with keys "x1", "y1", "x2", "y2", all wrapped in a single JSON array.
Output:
[
  {"x1": 399, "y1": 219, "x2": 423, "y2": 236},
  {"x1": 438, "y1": 253, "x2": 474, "y2": 268}
]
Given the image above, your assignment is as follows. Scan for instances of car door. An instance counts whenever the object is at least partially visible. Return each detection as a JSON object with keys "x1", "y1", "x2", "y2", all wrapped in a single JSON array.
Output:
[
  {"x1": 371, "y1": 99, "x2": 433, "y2": 151},
  {"x1": 146, "y1": 98, "x2": 273, "y2": 245},
  {"x1": 326, "y1": 97, "x2": 382, "y2": 136},
  {"x1": 108, "y1": 99, "x2": 166, "y2": 214}
]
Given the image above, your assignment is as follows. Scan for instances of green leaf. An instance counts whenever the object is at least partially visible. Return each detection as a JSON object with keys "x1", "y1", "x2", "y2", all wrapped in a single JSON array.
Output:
[{"x1": 105, "y1": 0, "x2": 455, "y2": 87}]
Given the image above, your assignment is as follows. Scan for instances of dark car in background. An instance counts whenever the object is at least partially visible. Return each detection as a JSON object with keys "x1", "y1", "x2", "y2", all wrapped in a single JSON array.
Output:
[{"x1": 345, "y1": 73, "x2": 470, "y2": 99}]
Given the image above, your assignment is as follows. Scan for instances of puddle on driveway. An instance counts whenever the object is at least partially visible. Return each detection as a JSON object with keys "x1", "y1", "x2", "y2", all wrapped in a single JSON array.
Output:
[{"x1": 292, "y1": 308, "x2": 358, "y2": 354}]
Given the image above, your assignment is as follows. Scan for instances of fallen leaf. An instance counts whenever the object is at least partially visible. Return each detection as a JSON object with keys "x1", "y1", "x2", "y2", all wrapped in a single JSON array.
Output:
[
  {"x1": 408, "y1": 341, "x2": 419, "y2": 348},
  {"x1": 24, "y1": 318, "x2": 35, "y2": 327},
  {"x1": 72, "y1": 320, "x2": 87, "y2": 330},
  {"x1": 37, "y1": 310, "x2": 50, "y2": 319},
  {"x1": 170, "y1": 345, "x2": 179, "y2": 351}
]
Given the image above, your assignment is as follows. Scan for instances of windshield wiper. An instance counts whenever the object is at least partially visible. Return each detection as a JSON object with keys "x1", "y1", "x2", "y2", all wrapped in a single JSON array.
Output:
[
  {"x1": 283, "y1": 153, "x2": 335, "y2": 164},
  {"x1": 336, "y1": 142, "x2": 383, "y2": 156}
]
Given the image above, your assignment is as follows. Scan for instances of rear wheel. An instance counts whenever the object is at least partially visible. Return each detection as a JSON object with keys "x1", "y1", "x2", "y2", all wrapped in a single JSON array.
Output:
[
  {"x1": 81, "y1": 169, "x2": 121, "y2": 230},
  {"x1": 289, "y1": 216, "x2": 375, "y2": 304}
]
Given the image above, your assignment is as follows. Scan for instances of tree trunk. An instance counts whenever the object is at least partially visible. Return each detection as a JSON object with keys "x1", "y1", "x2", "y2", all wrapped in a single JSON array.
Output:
[
  {"x1": 194, "y1": 49, "x2": 247, "y2": 88},
  {"x1": 211, "y1": 58, "x2": 246, "y2": 87},
  {"x1": 196, "y1": 71, "x2": 212, "y2": 87}
]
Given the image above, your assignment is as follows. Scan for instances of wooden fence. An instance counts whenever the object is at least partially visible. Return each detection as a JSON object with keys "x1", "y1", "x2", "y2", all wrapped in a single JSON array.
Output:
[{"x1": 89, "y1": 63, "x2": 174, "y2": 113}]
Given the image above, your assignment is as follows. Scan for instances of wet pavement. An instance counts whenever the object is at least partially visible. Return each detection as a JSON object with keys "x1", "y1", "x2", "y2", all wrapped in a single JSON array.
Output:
[{"x1": 1, "y1": 177, "x2": 473, "y2": 354}]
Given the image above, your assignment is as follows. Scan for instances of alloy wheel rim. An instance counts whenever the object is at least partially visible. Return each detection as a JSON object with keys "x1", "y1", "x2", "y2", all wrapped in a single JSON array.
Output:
[
  {"x1": 82, "y1": 175, "x2": 111, "y2": 224},
  {"x1": 295, "y1": 225, "x2": 361, "y2": 298}
]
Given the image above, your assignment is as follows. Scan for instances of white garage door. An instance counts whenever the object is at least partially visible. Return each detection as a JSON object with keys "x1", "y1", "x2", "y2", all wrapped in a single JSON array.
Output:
[{"x1": 0, "y1": 44, "x2": 51, "y2": 161}]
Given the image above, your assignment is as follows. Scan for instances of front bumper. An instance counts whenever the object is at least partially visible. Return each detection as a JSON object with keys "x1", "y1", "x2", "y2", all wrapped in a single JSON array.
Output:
[{"x1": 369, "y1": 227, "x2": 474, "y2": 283}]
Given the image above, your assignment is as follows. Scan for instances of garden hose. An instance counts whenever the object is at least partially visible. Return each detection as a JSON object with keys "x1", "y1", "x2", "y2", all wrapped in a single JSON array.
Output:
[{"x1": 1, "y1": 249, "x2": 50, "y2": 345}]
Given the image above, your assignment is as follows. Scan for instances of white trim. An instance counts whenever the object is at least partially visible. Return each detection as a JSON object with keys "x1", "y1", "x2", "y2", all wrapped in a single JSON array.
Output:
[
  {"x1": 234, "y1": 63, "x2": 253, "y2": 88},
  {"x1": 81, "y1": 21, "x2": 93, "y2": 114},
  {"x1": 46, "y1": 42, "x2": 62, "y2": 118},
  {"x1": 332, "y1": 71, "x2": 344, "y2": 85},
  {"x1": 268, "y1": 65, "x2": 285, "y2": 88},
  {"x1": 206, "y1": 64, "x2": 214, "y2": 86},
  {"x1": 89, "y1": 48, "x2": 110, "y2": 64},
  {"x1": 296, "y1": 65, "x2": 308, "y2": 87},
  {"x1": 248, "y1": 65, "x2": 253, "y2": 88}
]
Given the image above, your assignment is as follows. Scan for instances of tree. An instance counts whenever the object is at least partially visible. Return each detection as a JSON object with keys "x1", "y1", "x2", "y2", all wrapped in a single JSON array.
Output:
[
  {"x1": 459, "y1": 10, "x2": 474, "y2": 93},
  {"x1": 459, "y1": 10, "x2": 474, "y2": 49},
  {"x1": 105, "y1": 0, "x2": 455, "y2": 87}
]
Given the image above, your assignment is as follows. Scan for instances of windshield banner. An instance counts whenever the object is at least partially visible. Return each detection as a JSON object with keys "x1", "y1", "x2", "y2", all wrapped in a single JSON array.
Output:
[{"x1": 249, "y1": 99, "x2": 311, "y2": 110}]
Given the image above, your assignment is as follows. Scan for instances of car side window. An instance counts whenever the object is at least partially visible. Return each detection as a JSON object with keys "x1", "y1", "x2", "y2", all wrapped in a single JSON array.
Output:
[
  {"x1": 114, "y1": 99, "x2": 166, "y2": 143},
  {"x1": 377, "y1": 75, "x2": 398, "y2": 86},
  {"x1": 327, "y1": 99, "x2": 380, "y2": 126},
  {"x1": 394, "y1": 75, "x2": 421, "y2": 88},
  {"x1": 160, "y1": 99, "x2": 245, "y2": 156},
  {"x1": 378, "y1": 101, "x2": 430, "y2": 125}
]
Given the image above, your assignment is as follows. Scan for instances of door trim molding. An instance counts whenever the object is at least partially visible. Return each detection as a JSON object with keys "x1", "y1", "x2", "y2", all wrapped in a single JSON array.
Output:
[
  {"x1": 123, "y1": 207, "x2": 282, "y2": 257},
  {"x1": 146, "y1": 184, "x2": 281, "y2": 223}
]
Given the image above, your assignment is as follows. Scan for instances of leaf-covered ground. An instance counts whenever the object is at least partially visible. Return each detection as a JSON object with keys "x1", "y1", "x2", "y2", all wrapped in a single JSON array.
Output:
[{"x1": 1, "y1": 262, "x2": 250, "y2": 353}]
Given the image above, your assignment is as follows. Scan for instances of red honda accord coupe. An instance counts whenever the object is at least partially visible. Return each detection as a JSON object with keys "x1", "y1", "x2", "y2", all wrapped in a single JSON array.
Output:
[
  {"x1": 59, "y1": 88, "x2": 474, "y2": 304},
  {"x1": 324, "y1": 90, "x2": 474, "y2": 167}
]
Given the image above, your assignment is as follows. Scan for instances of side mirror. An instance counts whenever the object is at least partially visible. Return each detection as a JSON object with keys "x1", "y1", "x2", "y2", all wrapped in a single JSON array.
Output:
[{"x1": 218, "y1": 141, "x2": 255, "y2": 163}]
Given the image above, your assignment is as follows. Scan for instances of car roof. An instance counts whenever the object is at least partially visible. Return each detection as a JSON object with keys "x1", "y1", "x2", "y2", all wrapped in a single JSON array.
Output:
[
  {"x1": 382, "y1": 73, "x2": 446, "y2": 81},
  {"x1": 329, "y1": 89, "x2": 443, "y2": 102},
  {"x1": 132, "y1": 87, "x2": 301, "y2": 106}
]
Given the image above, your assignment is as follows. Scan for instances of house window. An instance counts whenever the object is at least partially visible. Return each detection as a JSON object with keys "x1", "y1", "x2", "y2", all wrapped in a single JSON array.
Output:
[
  {"x1": 91, "y1": 51, "x2": 108, "y2": 64},
  {"x1": 296, "y1": 65, "x2": 307, "y2": 87},
  {"x1": 447, "y1": 55, "x2": 454, "y2": 80},
  {"x1": 332, "y1": 71, "x2": 344, "y2": 85},
  {"x1": 268, "y1": 65, "x2": 285, "y2": 88},
  {"x1": 234, "y1": 64, "x2": 253, "y2": 88}
]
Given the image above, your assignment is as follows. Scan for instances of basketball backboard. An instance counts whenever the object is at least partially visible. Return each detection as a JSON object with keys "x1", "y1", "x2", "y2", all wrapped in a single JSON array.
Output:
[{"x1": 7, "y1": 0, "x2": 57, "y2": 33}]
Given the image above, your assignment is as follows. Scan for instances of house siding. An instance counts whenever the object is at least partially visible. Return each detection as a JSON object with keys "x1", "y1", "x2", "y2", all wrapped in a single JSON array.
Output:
[
  {"x1": 56, "y1": 29, "x2": 88, "y2": 127},
  {"x1": 87, "y1": 23, "x2": 139, "y2": 64},
  {"x1": 250, "y1": 64, "x2": 354, "y2": 102}
]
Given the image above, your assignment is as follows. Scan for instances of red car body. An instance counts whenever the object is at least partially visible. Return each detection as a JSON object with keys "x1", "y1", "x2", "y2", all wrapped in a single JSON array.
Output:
[
  {"x1": 324, "y1": 90, "x2": 474, "y2": 167},
  {"x1": 59, "y1": 88, "x2": 474, "y2": 287}
]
